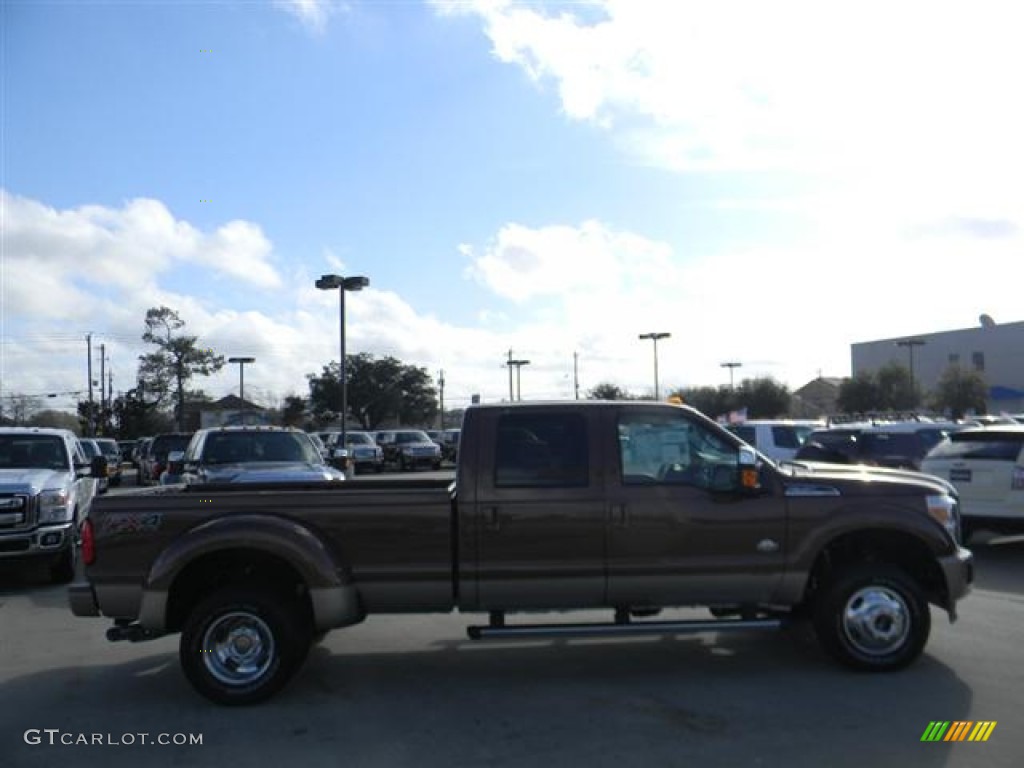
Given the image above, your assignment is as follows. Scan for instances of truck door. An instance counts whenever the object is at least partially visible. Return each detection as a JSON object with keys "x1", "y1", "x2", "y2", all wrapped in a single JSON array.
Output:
[
  {"x1": 606, "y1": 406, "x2": 786, "y2": 606},
  {"x1": 471, "y1": 408, "x2": 607, "y2": 610}
]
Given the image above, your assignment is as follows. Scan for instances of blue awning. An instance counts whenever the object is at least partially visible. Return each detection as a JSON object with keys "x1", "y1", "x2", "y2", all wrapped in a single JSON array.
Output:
[{"x1": 990, "y1": 385, "x2": 1024, "y2": 400}]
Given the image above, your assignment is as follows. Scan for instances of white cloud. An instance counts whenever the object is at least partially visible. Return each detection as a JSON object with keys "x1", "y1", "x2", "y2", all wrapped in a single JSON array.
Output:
[
  {"x1": 436, "y1": 0, "x2": 1024, "y2": 180},
  {"x1": 4, "y1": 188, "x2": 1020, "y2": 415},
  {"x1": 274, "y1": 0, "x2": 347, "y2": 35},
  {"x1": 456, "y1": 214, "x2": 1024, "y2": 395}
]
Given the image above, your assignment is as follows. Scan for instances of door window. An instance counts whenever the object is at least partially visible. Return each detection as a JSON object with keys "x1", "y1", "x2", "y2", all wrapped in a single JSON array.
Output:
[
  {"x1": 494, "y1": 412, "x2": 589, "y2": 488},
  {"x1": 618, "y1": 410, "x2": 739, "y2": 491}
]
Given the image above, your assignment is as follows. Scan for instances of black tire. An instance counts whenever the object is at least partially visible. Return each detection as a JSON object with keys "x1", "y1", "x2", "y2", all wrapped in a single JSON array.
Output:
[
  {"x1": 179, "y1": 587, "x2": 312, "y2": 706},
  {"x1": 813, "y1": 565, "x2": 930, "y2": 671},
  {"x1": 49, "y1": 545, "x2": 75, "y2": 584}
]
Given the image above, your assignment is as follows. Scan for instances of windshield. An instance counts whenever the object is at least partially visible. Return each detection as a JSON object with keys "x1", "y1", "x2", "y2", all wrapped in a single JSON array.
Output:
[
  {"x1": 202, "y1": 432, "x2": 321, "y2": 464},
  {"x1": 0, "y1": 435, "x2": 69, "y2": 471}
]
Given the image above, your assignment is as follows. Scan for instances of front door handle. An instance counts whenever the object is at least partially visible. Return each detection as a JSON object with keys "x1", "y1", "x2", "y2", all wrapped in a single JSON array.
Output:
[{"x1": 612, "y1": 504, "x2": 629, "y2": 528}]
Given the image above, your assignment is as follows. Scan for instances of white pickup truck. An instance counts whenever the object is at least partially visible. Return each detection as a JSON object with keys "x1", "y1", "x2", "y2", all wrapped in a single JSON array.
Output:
[{"x1": 0, "y1": 427, "x2": 106, "y2": 582}]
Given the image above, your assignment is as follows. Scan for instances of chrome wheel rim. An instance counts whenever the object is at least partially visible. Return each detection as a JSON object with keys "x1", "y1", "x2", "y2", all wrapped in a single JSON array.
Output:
[
  {"x1": 841, "y1": 586, "x2": 911, "y2": 656},
  {"x1": 201, "y1": 611, "x2": 276, "y2": 686}
]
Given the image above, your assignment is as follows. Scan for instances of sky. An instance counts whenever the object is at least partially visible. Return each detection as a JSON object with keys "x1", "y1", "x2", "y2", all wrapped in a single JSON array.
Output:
[{"x1": 2, "y1": 0, "x2": 1023, "y2": 416}]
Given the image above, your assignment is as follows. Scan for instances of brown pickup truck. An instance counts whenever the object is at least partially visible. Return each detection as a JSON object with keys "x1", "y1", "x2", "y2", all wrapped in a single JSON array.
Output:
[{"x1": 70, "y1": 401, "x2": 974, "y2": 705}]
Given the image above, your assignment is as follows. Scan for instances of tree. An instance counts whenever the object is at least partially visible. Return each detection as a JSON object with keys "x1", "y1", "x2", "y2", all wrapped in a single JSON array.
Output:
[
  {"x1": 931, "y1": 365, "x2": 988, "y2": 419},
  {"x1": 876, "y1": 362, "x2": 920, "y2": 411},
  {"x1": 2, "y1": 393, "x2": 42, "y2": 425},
  {"x1": 30, "y1": 409, "x2": 81, "y2": 432},
  {"x1": 308, "y1": 353, "x2": 438, "y2": 430},
  {"x1": 837, "y1": 373, "x2": 880, "y2": 414},
  {"x1": 281, "y1": 395, "x2": 307, "y2": 427},
  {"x1": 109, "y1": 388, "x2": 174, "y2": 438},
  {"x1": 673, "y1": 385, "x2": 734, "y2": 419},
  {"x1": 138, "y1": 307, "x2": 225, "y2": 430},
  {"x1": 587, "y1": 382, "x2": 633, "y2": 400},
  {"x1": 735, "y1": 377, "x2": 792, "y2": 418}
]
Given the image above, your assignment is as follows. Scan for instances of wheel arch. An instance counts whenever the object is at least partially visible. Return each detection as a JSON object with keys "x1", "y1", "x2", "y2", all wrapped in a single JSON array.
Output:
[
  {"x1": 139, "y1": 514, "x2": 363, "y2": 633},
  {"x1": 802, "y1": 528, "x2": 950, "y2": 611}
]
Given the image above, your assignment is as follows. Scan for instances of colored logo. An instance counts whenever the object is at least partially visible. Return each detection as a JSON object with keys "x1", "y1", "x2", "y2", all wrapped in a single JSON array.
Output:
[{"x1": 921, "y1": 721, "x2": 996, "y2": 742}]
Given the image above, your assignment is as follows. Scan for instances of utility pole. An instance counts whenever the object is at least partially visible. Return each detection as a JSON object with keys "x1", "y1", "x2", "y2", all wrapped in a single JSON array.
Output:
[
  {"x1": 86, "y1": 334, "x2": 94, "y2": 436},
  {"x1": 438, "y1": 369, "x2": 445, "y2": 429},
  {"x1": 573, "y1": 351, "x2": 580, "y2": 400},
  {"x1": 99, "y1": 344, "x2": 106, "y2": 427}
]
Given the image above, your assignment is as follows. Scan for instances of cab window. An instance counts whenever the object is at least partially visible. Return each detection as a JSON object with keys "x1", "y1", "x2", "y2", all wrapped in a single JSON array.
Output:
[
  {"x1": 494, "y1": 412, "x2": 588, "y2": 488},
  {"x1": 618, "y1": 410, "x2": 739, "y2": 491}
]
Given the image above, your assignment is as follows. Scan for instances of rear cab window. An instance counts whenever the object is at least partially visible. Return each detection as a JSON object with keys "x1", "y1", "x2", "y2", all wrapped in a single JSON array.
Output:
[{"x1": 494, "y1": 412, "x2": 589, "y2": 488}]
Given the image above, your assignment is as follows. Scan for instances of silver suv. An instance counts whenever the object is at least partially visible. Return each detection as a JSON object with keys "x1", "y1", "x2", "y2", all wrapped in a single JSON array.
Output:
[{"x1": 0, "y1": 428, "x2": 105, "y2": 582}]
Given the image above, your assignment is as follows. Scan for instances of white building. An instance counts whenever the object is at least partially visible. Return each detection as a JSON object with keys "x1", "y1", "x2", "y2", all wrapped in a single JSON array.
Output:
[{"x1": 851, "y1": 317, "x2": 1024, "y2": 413}]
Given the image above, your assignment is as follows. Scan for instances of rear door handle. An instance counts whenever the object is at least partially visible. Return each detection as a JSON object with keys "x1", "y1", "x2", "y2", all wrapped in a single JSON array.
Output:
[{"x1": 612, "y1": 504, "x2": 629, "y2": 528}]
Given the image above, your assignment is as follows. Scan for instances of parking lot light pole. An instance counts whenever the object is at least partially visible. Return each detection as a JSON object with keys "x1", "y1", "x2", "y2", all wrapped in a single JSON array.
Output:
[
  {"x1": 720, "y1": 361, "x2": 742, "y2": 389},
  {"x1": 316, "y1": 274, "x2": 370, "y2": 457},
  {"x1": 506, "y1": 357, "x2": 530, "y2": 401},
  {"x1": 228, "y1": 356, "x2": 255, "y2": 424},
  {"x1": 896, "y1": 338, "x2": 926, "y2": 390},
  {"x1": 638, "y1": 332, "x2": 671, "y2": 400}
]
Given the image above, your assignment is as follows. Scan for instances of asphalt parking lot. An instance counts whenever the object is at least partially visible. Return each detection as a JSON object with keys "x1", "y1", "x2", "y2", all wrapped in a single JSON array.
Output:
[{"x1": 1, "y1": 530, "x2": 1022, "y2": 768}]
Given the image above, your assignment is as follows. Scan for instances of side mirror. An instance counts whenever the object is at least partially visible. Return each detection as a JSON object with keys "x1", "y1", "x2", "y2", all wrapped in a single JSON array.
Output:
[{"x1": 737, "y1": 446, "x2": 761, "y2": 492}]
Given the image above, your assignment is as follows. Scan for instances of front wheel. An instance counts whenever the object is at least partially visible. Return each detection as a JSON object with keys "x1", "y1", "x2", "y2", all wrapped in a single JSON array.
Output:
[
  {"x1": 813, "y1": 565, "x2": 930, "y2": 671},
  {"x1": 180, "y1": 587, "x2": 312, "y2": 705}
]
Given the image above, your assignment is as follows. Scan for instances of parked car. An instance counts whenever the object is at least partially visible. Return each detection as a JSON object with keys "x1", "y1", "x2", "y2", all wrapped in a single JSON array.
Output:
[
  {"x1": 93, "y1": 437, "x2": 123, "y2": 486},
  {"x1": 441, "y1": 428, "x2": 461, "y2": 463},
  {"x1": 343, "y1": 431, "x2": 384, "y2": 474},
  {"x1": 0, "y1": 427, "x2": 105, "y2": 582},
  {"x1": 796, "y1": 422, "x2": 961, "y2": 470},
  {"x1": 77, "y1": 439, "x2": 109, "y2": 494},
  {"x1": 131, "y1": 437, "x2": 151, "y2": 474},
  {"x1": 140, "y1": 432, "x2": 192, "y2": 486},
  {"x1": 921, "y1": 425, "x2": 1024, "y2": 539},
  {"x1": 71, "y1": 400, "x2": 972, "y2": 705},
  {"x1": 116, "y1": 439, "x2": 136, "y2": 466},
  {"x1": 726, "y1": 420, "x2": 822, "y2": 462},
  {"x1": 375, "y1": 429, "x2": 443, "y2": 471},
  {"x1": 178, "y1": 426, "x2": 346, "y2": 485}
]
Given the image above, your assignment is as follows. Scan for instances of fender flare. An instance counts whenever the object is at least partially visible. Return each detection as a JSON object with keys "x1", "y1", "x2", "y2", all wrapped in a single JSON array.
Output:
[{"x1": 139, "y1": 514, "x2": 361, "y2": 632}]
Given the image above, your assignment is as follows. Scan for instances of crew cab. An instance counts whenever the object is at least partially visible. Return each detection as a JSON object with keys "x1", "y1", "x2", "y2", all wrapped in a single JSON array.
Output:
[
  {"x1": 70, "y1": 401, "x2": 973, "y2": 705},
  {"x1": 1, "y1": 427, "x2": 106, "y2": 582}
]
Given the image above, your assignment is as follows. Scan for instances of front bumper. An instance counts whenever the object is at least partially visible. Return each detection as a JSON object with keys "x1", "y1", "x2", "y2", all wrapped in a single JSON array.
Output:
[
  {"x1": 937, "y1": 546, "x2": 974, "y2": 621},
  {"x1": 0, "y1": 523, "x2": 74, "y2": 561}
]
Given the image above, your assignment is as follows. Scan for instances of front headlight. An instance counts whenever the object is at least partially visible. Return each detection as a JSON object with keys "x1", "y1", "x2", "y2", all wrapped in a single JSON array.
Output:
[
  {"x1": 926, "y1": 494, "x2": 960, "y2": 542},
  {"x1": 39, "y1": 489, "x2": 73, "y2": 524}
]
